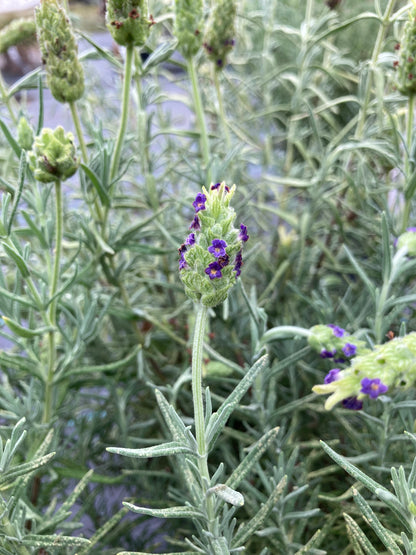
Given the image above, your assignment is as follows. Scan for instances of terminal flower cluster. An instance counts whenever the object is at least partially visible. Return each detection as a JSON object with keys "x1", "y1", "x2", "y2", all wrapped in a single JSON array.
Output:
[
  {"x1": 312, "y1": 332, "x2": 416, "y2": 410},
  {"x1": 394, "y1": 6, "x2": 416, "y2": 96},
  {"x1": 308, "y1": 324, "x2": 369, "y2": 362},
  {"x1": 179, "y1": 182, "x2": 248, "y2": 308},
  {"x1": 106, "y1": 0, "x2": 152, "y2": 47},
  {"x1": 203, "y1": 0, "x2": 236, "y2": 70}
]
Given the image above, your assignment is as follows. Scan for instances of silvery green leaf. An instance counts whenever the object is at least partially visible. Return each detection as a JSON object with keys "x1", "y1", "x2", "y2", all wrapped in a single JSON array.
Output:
[
  {"x1": 123, "y1": 502, "x2": 202, "y2": 519},
  {"x1": 207, "y1": 484, "x2": 244, "y2": 507},
  {"x1": 343, "y1": 512, "x2": 378, "y2": 555},
  {"x1": 107, "y1": 441, "x2": 194, "y2": 458},
  {"x1": 231, "y1": 475, "x2": 287, "y2": 548},
  {"x1": 226, "y1": 427, "x2": 280, "y2": 490},
  {"x1": 206, "y1": 355, "x2": 268, "y2": 451},
  {"x1": 352, "y1": 489, "x2": 402, "y2": 555},
  {"x1": 20, "y1": 534, "x2": 90, "y2": 547}
]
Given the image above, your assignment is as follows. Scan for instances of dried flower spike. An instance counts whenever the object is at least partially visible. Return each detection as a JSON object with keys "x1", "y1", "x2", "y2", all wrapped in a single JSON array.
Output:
[
  {"x1": 203, "y1": 0, "x2": 236, "y2": 70},
  {"x1": 395, "y1": 6, "x2": 416, "y2": 95},
  {"x1": 312, "y1": 332, "x2": 416, "y2": 410},
  {"x1": 28, "y1": 126, "x2": 79, "y2": 183},
  {"x1": 179, "y1": 182, "x2": 248, "y2": 307},
  {"x1": 106, "y1": 0, "x2": 151, "y2": 47},
  {"x1": 174, "y1": 0, "x2": 203, "y2": 59},
  {"x1": 35, "y1": 0, "x2": 85, "y2": 103}
]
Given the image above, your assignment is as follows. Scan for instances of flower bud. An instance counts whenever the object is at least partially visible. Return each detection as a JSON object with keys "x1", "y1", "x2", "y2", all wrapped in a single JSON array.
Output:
[
  {"x1": 174, "y1": 0, "x2": 203, "y2": 59},
  {"x1": 35, "y1": 0, "x2": 85, "y2": 103},
  {"x1": 17, "y1": 117, "x2": 34, "y2": 151},
  {"x1": 28, "y1": 126, "x2": 79, "y2": 183},
  {"x1": 179, "y1": 182, "x2": 249, "y2": 308},
  {"x1": 394, "y1": 7, "x2": 416, "y2": 96},
  {"x1": 203, "y1": 0, "x2": 236, "y2": 70},
  {"x1": 308, "y1": 324, "x2": 369, "y2": 360},
  {"x1": 396, "y1": 227, "x2": 416, "y2": 256},
  {"x1": 0, "y1": 18, "x2": 36, "y2": 54},
  {"x1": 312, "y1": 332, "x2": 416, "y2": 410},
  {"x1": 106, "y1": 0, "x2": 152, "y2": 47}
]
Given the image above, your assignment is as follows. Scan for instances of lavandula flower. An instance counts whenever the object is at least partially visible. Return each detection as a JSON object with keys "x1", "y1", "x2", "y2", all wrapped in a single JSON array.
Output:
[
  {"x1": 179, "y1": 182, "x2": 248, "y2": 307},
  {"x1": 174, "y1": 0, "x2": 203, "y2": 59},
  {"x1": 35, "y1": 0, "x2": 84, "y2": 103},
  {"x1": 394, "y1": 6, "x2": 416, "y2": 96},
  {"x1": 106, "y1": 0, "x2": 151, "y2": 47},
  {"x1": 203, "y1": 0, "x2": 236, "y2": 70},
  {"x1": 312, "y1": 332, "x2": 416, "y2": 410},
  {"x1": 308, "y1": 324, "x2": 367, "y2": 361}
]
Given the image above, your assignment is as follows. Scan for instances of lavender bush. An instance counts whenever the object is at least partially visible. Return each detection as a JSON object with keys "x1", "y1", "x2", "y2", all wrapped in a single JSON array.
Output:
[{"x1": 1, "y1": 0, "x2": 416, "y2": 553}]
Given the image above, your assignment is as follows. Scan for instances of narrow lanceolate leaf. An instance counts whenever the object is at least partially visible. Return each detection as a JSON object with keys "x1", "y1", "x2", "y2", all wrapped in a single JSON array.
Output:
[
  {"x1": 231, "y1": 475, "x2": 287, "y2": 548},
  {"x1": 2, "y1": 316, "x2": 54, "y2": 339},
  {"x1": 155, "y1": 389, "x2": 190, "y2": 444},
  {"x1": 343, "y1": 513, "x2": 378, "y2": 555},
  {"x1": 20, "y1": 534, "x2": 90, "y2": 547},
  {"x1": 352, "y1": 489, "x2": 402, "y2": 555},
  {"x1": 78, "y1": 508, "x2": 128, "y2": 555},
  {"x1": 123, "y1": 502, "x2": 202, "y2": 520},
  {"x1": 0, "y1": 453, "x2": 55, "y2": 486},
  {"x1": 226, "y1": 427, "x2": 280, "y2": 490},
  {"x1": 207, "y1": 484, "x2": 244, "y2": 507},
  {"x1": 320, "y1": 441, "x2": 408, "y2": 530},
  {"x1": 107, "y1": 441, "x2": 194, "y2": 459},
  {"x1": 2, "y1": 241, "x2": 30, "y2": 277},
  {"x1": 206, "y1": 355, "x2": 269, "y2": 451}
]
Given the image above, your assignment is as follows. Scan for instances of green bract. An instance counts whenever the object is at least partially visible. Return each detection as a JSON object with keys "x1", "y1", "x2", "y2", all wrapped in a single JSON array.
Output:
[
  {"x1": 179, "y1": 182, "x2": 248, "y2": 308},
  {"x1": 174, "y1": 0, "x2": 203, "y2": 59},
  {"x1": 28, "y1": 126, "x2": 79, "y2": 183},
  {"x1": 395, "y1": 6, "x2": 416, "y2": 95},
  {"x1": 35, "y1": 0, "x2": 84, "y2": 103},
  {"x1": 203, "y1": 0, "x2": 236, "y2": 70},
  {"x1": 106, "y1": 0, "x2": 151, "y2": 47},
  {"x1": 17, "y1": 117, "x2": 34, "y2": 151}
]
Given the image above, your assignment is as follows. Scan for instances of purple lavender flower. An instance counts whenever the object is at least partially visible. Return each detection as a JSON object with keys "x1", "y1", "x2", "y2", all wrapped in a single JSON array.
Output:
[
  {"x1": 192, "y1": 193, "x2": 207, "y2": 213},
  {"x1": 324, "y1": 368, "x2": 340, "y2": 384},
  {"x1": 320, "y1": 348, "x2": 336, "y2": 359},
  {"x1": 208, "y1": 239, "x2": 227, "y2": 258},
  {"x1": 342, "y1": 397, "x2": 363, "y2": 410},
  {"x1": 406, "y1": 227, "x2": 416, "y2": 232},
  {"x1": 238, "y1": 224, "x2": 249, "y2": 243},
  {"x1": 234, "y1": 250, "x2": 243, "y2": 277},
  {"x1": 342, "y1": 343, "x2": 357, "y2": 357},
  {"x1": 185, "y1": 233, "x2": 196, "y2": 246},
  {"x1": 328, "y1": 324, "x2": 346, "y2": 338},
  {"x1": 179, "y1": 253, "x2": 187, "y2": 270},
  {"x1": 205, "y1": 261, "x2": 223, "y2": 280},
  {"x1": 211, "y1": 183, "x2": 221, "y2": 190},
  {"x1": 189, "y1": 215, "x2": 201, "y2": 230},
  {"x1": 360, "y1": 377, "x2": 388, "y2": 399}
]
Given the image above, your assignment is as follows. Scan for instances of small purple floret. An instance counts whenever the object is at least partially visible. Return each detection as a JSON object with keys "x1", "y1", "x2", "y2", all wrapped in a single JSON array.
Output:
[
  {"x1": 328, "y1": 324, "x2": 346, "y2": 338},
  {"x1": 205, "y1": 261, "x2": 223, "y2": 280},
  {"x1": 185, "y1": 233, "x2": 196, "y2": 246},
  {"x1": 208, "y1": 239, "x2": 227, "y2": 258},
  {"x1": 189, "y1": 215, "x2": 200, "y2": 230},
  {"x1": 324, "y1": 368, "x2": 340, "y2": 384},
  {"x1": 406, "y1": 227, "x2": 416, "y2": 232},
  {"x1": 320, "y1": 348, "x2": 336, "y2": 359},
  {"x1": 342, "y1": 397, "x2": 363, "y2": 410},
  {"x1": 211, "y1": 183, "x2": 221, "y2": 190},
  {"x1": 360, "y1": 377, "x2": 388, "y2": 399},
  {"x1": 192, "y1": 193, "x2": 207, "y2": 213},
  {"x1": 239, "y1": 224, "x2": 249, "y2": 243},
  {"x1": 218, "y1": 254, "x2": 229, "y2": 268},
  {"x1": 234, "y1": 250, "x2": 243, "y2": 277},
  {"x1": 342, "y1": 343, "x2": 357, "y2": 357}
]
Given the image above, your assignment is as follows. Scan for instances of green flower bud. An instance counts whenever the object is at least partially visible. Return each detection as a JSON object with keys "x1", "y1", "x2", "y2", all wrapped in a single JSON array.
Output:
[
  {"x1": 179, "y1": 182, "x2": 249, "y2": 308},
  {"x1": 17, "y1": 117, "x2": 34, "y2": 151},
  {"x1": 174, "y1": 0, "x2": 203, "y2": 59},
  {"x1": 106, "y1": 0, "x2": 152, "y2": 47},
  {"x1": 0, "y1": 18, "x2": 36, "y2": 54},
  {"x1": 35, "y1": 0, "x2": 85, "y2": 103},
  {"x1": 312, "y1": 332, "x2": 416, "y2": 410},
  {"x1": 396, "y1": 228, "x2": 416, "y2": 256},
  {"x1": 203, "y1": 0, "x2": 236, "y2": 70},
  {"x1": 28, "y1": 126, "x2": 79, "y2": 183},
  {"x1": 395, "y1": 7, "x2": 416, "y2": 96},
  {"x1": 308, "y1": 324, "x2": 369, "y2": 360}
]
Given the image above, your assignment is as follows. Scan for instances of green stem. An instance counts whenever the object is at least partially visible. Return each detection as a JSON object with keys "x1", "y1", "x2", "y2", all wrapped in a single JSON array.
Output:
[
  {"x1": 187, "y1": 57, "x2": 211, "y2": 184},
  {"x1": 403, "y1": 93, "x2": 415, "y2": 231},
  {"x1": 43, "y1": 180, "x2": 63, "y2": 424},
  {"x1": 110, "y1": 44, "x2": 134, "y2": 183},
  {"x1": 192, "y1": 303, "x2": 216, "y2": 528}
]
